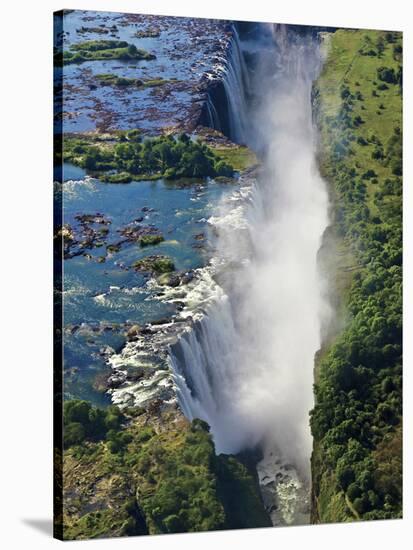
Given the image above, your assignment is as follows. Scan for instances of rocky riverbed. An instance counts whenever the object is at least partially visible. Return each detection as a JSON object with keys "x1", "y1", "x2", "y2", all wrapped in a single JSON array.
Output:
[{"x1": 55, "y1": 10, "x2": 234, "y2": 134}]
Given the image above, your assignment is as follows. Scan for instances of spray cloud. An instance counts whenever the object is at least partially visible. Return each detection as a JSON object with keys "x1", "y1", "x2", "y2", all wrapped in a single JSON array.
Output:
[{"x1": 170, "y1": 24, "x2": 330, "y2": 479}]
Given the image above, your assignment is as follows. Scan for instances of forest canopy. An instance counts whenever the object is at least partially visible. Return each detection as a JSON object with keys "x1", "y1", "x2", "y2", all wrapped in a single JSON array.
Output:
[
  {"x1": 63, "y1": 132, "x2": 235, "y2": 182},
  {"x1": 311, "y1": 29, "x2": 402, "y2": 522}
]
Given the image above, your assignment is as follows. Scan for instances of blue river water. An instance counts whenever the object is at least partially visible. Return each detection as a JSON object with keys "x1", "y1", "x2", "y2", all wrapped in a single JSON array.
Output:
[{"x1": 62, "y1": 163, "x2": 233, "y2": 405}]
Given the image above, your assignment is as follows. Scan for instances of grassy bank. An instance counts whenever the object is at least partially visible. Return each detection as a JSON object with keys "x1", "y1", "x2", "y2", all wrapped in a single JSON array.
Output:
[
  {"x1": 310, "y1": 29, "x2": 402, "y2": 522},
  {"x1": 213, "y1": 145, "x2": 258, "y2": 172}
]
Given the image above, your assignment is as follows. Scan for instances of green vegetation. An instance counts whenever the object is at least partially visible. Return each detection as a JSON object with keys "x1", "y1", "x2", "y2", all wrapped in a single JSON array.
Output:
[
  {"x1": 311, "y1": 29, "x2": 402, "y2": 522},
  {"x1": 63, "y1": 131, "x2": 235, "y2": 182},
  {"x1": 215, "y1": 455, "x2": 271, "y2": 528},
  {"x1": 139, "y1": 234, "x2": 164, "y2": 247},
  {"x1": 58, "y1": 40, "x2": 156, "y2": 65},
  {"x1": 71, "y1": 40, "x2": 128, "y2": 52},
  {"x1": 132, "y1": 255, "x2": 175, "y2": 274},
  {"x1": 134, "y1": 29, "x2": 161, "y2": 38},
  {"x1": 213, "y1": 145, "x2": 258, "y2": 172},
  {"x1": 76, "y1": 25, "x2": 114, "y2": 35},
  {"x1": 61, "y1": 411, "x2": 269, "y2": 539},
  {"x1": 96, "y1": 73, "x2": 143, "y2": 87},
  {"x1": 64, "y1": 399, "x2": 124, "y2": 448},
  {"x1": 144, "y1": 78, "x2": 172, "y2": 87},
  {"x1": 95, "y1": 74, "x2": 173, "y2": 89}
]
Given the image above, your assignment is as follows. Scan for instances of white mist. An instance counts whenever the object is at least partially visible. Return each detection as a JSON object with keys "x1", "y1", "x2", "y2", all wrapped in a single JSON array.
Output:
[{"x1": 170, "y1": 25, "x2": 330, "y2": 486}]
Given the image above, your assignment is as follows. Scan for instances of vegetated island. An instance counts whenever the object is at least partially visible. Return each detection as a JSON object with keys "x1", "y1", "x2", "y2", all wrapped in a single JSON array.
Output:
[
  {"x1": 63, "y1": 130, "x2": 255, "y2": 183},
  {"x1": 310, "y1": 29, "x2": 402, "y2": 523},
  {"x1": 56, "y1": 40, "x2": 156, "y2": 66},
  {"x1": 95, "y1": 74, "x2": 175, "y2": 88}
]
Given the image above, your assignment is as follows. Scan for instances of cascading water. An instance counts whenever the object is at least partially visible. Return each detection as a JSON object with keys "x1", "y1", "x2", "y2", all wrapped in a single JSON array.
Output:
[
  {"x1": 205, "y1": 93, "x2": 222, "y2": 133},
  {"x1": 221, "y1": 26, "x2": 251, "y2": 143},
  {"x1": 202, "y1": 26, "x2": 250, "y2": 143},
  {"x1": 169, "y1": 23, "x2": 330, "y2": 525}
]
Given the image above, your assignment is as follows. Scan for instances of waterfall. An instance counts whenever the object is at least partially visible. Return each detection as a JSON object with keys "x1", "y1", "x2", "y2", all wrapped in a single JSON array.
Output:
[
  {"x1": 169, "y1": 24, "x2": 330, "y2": 517},
  {"x1": 169, "y1": 295, "x2": 245, "y2": 452},
  {"x1": 205, "y1": 92, "x2": 222, "y2": 132},
  {"x1": 203, "y1": 26, "x2": 250, "y2": 143},
  {"x1": 221, "y1": 26, "x2": 250, "y2": 143}
]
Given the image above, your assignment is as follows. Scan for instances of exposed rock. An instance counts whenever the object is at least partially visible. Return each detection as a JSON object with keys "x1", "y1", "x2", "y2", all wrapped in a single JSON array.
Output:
[
  {"x1": 157, "y1": 273, "x2": 181, "y2": 287},
  {"x1": 107, "y1": 373, "x2": 127, "y2": 388},
  {"x1": 126, "y1": 324, "x2": 141, "y2": 340},
  {"x1": 56, "y1": 12, "x2": 232, "y2": 134}
]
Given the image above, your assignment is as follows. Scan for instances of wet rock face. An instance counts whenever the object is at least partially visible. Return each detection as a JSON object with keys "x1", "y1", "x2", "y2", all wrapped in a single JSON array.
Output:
[
  {"x1": 199, "y1": 80, "x2": 231, "y2": 136},
  {"x1": 56, "y1": 10, "x2": 233, "y2": 134}
]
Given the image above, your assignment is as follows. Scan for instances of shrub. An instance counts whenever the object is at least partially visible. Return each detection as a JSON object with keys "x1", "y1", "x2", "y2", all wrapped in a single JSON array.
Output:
[
  {"x1": 377, "y1": 66, "x2": 397, "y2": 84},
  {"x1": 64, "y1": 422, "x2": 86, "y2": 448},
  {"x1": 336, "y1": 462, "x2": 355, "y2": 490},
  {"x1": 153, "y1": 257, "x2": 175, "y2": 273},
  {"x1": 372, "y1": 147, "x2": 384, "y2": 160},
  {"x1": 353, "y1": 115, "x2": 364, "y2": 127},
  {"x1": 215, "y1": 160, "x2": 234, "y2": 177},
  {"x1": 361, "y1": 169, "x2": 377, "y2": 179},
  {"x1": 107, "y1": 430, "x2": 133, "y2": 454},
  {"x1": 63, "y1": 400, "x2": 124, "y2": 448},
  {"x1": 353, "y1": 497, "x2": 366, "y2": 515},
  {"x1": 127, "y1": 129, "x2": 142, "y2": 142},
  {"x1": 139, "y1": 234, "x2": 164, "y2": 247},
  {"x1": 128, "y1": 44, "x2": 138, "y2": 55},
  {"x1": 347, "y1": 482, "x2": 362, "y2": 501}
]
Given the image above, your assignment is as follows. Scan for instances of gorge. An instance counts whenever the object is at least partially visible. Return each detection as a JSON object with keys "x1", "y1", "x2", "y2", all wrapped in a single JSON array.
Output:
[
  {"x1": 56, "y1": 12, "x2": 402, "y2": 538},
  {"x1": 169, "y1": 23, "x2": 330, "y2": 524}
]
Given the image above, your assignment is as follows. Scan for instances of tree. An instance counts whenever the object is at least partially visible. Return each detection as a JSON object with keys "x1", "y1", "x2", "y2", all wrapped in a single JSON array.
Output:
[
  {"x1": 215, "y1": 160, "x2": 233, "y2": 177},
  {"x1": 347, "y1": 482, "x2": 361, "y2": 501},
  {"x1": 178, "y1": 132, "x2": 190, "y2": 144},
  {"x1": 153, "y1": 141, "x2": 175, "y2": 172},
  {"x1": 127, "y1": 44, "x2": 138, "y2": 56},
  {"x1": 336, "y1": 458, "x2": 355, "y2": 490},
  {"x1": 377, "y1": 66, "x2": 397, "y2": 84},
  {"x1": 191, "y1": 419, "x2": 210, "y2": 432},
  {"x1": 64, "y1": 422, "x2": 85, "y2": 448},
  {"x1": 163, "y1": 514, "x2": 183, "y2": 533},
  {"x1": 64, "y1": 400, "x2": 91, "y2": 426},
  {"x1": 83, "y1": 147, "x2": 100, "y2": 170},
  {"x1": 353, "y1": 497, "x2": 366, "y2": 515}
]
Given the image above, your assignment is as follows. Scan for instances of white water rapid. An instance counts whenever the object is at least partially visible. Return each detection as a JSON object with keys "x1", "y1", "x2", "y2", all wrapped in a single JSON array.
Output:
[{"x1": 169, "y1": 23, "x2": 330, "y2": 524}]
